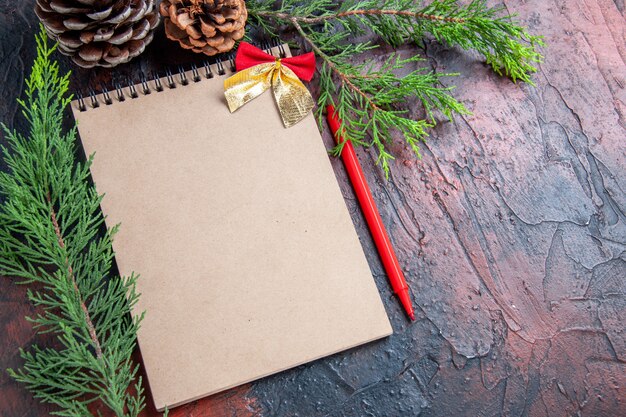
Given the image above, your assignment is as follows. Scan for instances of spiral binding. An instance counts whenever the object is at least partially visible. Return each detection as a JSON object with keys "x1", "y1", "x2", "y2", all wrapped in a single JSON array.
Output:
[{"x1": 76, "y1": 40, "x2": 286, "y2": 112}]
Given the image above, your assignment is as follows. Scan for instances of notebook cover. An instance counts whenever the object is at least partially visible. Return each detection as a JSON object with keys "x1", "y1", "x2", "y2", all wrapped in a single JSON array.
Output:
[{"x1": 71, "y1": 46, "x2": 392, "y2": 411}]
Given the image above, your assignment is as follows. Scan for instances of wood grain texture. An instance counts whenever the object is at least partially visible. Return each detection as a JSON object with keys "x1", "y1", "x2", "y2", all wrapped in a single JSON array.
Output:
[{"x1": 1, "y1": 1, "x2": 624, "y2": 416}]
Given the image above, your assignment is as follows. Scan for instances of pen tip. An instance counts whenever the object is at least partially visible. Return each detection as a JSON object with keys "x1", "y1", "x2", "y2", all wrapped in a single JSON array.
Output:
[{"x1": 409, "y1": 311, "x2": 416, "y2": 321}]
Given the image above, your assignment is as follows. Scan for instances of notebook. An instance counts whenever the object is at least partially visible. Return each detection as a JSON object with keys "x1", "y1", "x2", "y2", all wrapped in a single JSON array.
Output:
[{"x1": 71, "y1": 45, "x2": 392, "y2": 411}]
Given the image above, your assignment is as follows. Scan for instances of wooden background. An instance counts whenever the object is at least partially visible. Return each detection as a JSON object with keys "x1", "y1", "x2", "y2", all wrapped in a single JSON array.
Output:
[{"x1": 1, "y1": 1, "x2": 625, "y2": 416}]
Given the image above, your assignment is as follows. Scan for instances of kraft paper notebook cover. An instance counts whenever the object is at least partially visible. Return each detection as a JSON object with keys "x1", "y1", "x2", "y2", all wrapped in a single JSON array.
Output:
[{"x1": 71, "y1": 45, "x2": 392, "y2": 411}]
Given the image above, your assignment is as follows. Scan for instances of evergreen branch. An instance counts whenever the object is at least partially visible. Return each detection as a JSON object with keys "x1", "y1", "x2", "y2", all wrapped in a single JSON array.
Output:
[
  {"x1": 249, "y1": 0, "x2": 544, "y2": 82},
  {"x1": 0, "y1": 26, "x2": 145, "y2": 417},
  {"x1": 247, "y1": 0, "x2": 543, "y2": 176}
]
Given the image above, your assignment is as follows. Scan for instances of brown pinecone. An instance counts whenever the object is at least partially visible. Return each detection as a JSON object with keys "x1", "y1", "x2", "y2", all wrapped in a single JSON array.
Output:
[
  {"x1": 160, "y1": 0, "x2": 247, "y2": 56},
  {"x1": 35, "y1": 0, "x2": 160, "y2": 68}
]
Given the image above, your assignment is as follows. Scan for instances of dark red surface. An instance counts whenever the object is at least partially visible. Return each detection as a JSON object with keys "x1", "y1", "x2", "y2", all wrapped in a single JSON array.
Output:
[{"x1": 1, "y1": 1, "x2": 625, "y2": 416}]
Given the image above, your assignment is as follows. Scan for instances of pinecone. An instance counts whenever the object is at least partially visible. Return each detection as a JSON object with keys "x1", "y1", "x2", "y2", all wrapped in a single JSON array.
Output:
[
  {"x1": 160, "y1": 0, "x2": 247, "y2": 56},
  {"x1": 35, "y1": 0, "x2": 160, "y2": 68}
]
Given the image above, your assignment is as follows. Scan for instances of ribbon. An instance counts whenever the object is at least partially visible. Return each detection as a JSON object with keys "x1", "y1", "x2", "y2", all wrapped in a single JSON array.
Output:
[{"x1": 224, "y1": 42, "x2": 316, "y2": 128}]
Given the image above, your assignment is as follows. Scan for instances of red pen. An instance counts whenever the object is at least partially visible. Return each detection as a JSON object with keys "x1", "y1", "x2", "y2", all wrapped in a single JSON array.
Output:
[{"x1": 326, "y1": 105, "x2": 415, "y2": 321}]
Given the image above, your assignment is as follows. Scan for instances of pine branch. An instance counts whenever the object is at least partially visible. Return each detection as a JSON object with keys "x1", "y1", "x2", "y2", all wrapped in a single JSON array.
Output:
[
  {"x1": 251, "y1": 0, "x2": 544, "y2": 82},
  {"x1": 0, "y1": 26, "x2": 145, "y2": 417},
  {"x1": 247, "y1": 0, "x2": 544, "y2": 176}
]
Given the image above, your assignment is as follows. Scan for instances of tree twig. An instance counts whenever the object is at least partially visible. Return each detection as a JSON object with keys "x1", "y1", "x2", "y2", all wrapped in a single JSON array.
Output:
[
  {"x1": 289, "y1": 18, "x2": 380, "y2": 112},
  {"x1": 257, "y1": 9, "x2": 465, "y2": 25},
  {"x1": 47, "y1": 192, "x2": 103, "y2": 360}
]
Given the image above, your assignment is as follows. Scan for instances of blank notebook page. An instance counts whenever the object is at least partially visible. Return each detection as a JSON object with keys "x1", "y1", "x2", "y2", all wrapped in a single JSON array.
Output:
[{"x1": 72, "y1": 46, "x2": 392, "y2": 411}]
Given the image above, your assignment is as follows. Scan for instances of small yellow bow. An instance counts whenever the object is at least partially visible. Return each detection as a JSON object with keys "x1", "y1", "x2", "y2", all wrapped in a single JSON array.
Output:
[{"x1": 224, "y1": 59, "x2": 315, "y2": 128}]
